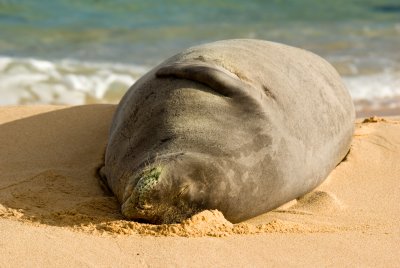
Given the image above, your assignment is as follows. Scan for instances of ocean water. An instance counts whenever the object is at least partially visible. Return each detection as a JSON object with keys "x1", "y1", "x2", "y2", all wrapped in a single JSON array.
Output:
[{"x1": 0, "y1": 0, "x2": 399, "y2": 112}]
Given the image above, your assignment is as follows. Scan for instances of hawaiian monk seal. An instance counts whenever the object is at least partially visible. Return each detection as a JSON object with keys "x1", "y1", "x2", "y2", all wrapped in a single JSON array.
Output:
[{"x1": 99, "y1": 39, "x2": 355, "y2": 224}]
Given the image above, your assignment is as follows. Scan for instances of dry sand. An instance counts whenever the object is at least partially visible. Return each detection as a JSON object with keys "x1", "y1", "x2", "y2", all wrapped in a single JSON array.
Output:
[{"x1": 0, "y1": 104, "x2": 399, "y2": 267}]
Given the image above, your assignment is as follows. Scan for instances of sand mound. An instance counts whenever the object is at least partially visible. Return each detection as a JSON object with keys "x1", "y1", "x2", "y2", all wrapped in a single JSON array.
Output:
[{"x1": 291, "y1": 191, "x2": 344, "y2": 213}]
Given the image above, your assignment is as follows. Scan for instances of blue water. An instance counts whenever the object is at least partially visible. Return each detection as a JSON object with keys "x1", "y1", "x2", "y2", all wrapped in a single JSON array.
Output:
[{"x1": 0, "y1": 0, "x2": 399, "y2": 109}]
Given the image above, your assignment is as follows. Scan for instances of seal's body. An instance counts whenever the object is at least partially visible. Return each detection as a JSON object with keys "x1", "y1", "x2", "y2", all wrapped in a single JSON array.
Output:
[{"x1": 99, "y1": 39, "x2": 355, "y2": 224}]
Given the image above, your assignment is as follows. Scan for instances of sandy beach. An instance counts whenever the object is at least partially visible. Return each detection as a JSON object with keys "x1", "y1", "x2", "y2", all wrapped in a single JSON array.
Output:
[{"x1": 0, "y1": 104, "x2": 399, "y2": 267}]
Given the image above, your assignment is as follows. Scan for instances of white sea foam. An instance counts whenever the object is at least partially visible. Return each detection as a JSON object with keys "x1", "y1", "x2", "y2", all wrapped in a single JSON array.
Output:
[
  {"x1": 0, "y1": 56, "x2": 399, "y2": 112},
  {"x1": 344, "y1": 72, "x2": 400, "y2": 100},
  {"x1": 343, "y1": 71, "x2": 400, "y2": 111},
  {"x1": 0, "y1": 56, "x2": 147, "y2": 105}
]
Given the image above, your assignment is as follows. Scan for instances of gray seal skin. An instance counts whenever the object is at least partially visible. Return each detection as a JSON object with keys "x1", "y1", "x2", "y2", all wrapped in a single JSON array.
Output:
[{"x1": 99, "y1": 39, "x2": 355, "y2": 224}]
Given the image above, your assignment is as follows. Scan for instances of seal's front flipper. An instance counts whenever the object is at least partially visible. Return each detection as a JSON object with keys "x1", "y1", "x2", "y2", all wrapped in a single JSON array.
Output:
[
  {"x1": 97, "y1": 166, "x2": 113, "y2": 196},
  {"x1": 155, "y1": 61, "x2": 265, "y2": 111}
]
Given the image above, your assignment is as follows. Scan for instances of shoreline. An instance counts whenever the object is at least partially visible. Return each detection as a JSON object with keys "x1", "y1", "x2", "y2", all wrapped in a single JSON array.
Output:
[{"x1": 356, "y1": 105, "x2": 400, "y2": 118}]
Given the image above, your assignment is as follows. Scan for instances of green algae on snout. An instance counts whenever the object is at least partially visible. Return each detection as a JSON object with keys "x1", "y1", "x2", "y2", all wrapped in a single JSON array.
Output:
[{"x1": 135, "y1": 166, "x2": 162, "y2": 208}]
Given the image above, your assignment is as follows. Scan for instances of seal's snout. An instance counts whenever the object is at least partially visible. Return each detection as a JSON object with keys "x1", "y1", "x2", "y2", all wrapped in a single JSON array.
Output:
[
  {"x1": 120, "y1": 163, "x2": 202, "y2": 224},
  {"x1": 134, "y1": 167, "x2": 162, "y2": 209},
  {"x1": 120, "y1": 166, "x2": 164, "y2": 221}
]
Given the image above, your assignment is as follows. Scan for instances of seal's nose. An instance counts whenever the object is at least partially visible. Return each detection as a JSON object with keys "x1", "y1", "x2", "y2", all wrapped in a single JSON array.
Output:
[
  {"x1": 120, "y1": 166, "x2": 163, "y2": 221},
  {"x1": 134, "y1": 167, "x2": 162, "y2": 209}
]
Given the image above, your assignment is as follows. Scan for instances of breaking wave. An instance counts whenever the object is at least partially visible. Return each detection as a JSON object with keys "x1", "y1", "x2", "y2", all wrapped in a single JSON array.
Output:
[
  {"x1": 0, "y1": 56, "x2": 147, "y2": 105},
  {"x1": 0, "y1": 55, "x2": 399, "y2": 113}
]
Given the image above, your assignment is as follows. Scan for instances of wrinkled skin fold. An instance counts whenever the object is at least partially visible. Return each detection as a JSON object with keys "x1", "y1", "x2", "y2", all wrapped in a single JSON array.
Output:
[{"x1": 99, "y1": 39, "x2": 355, "y2": 224}]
